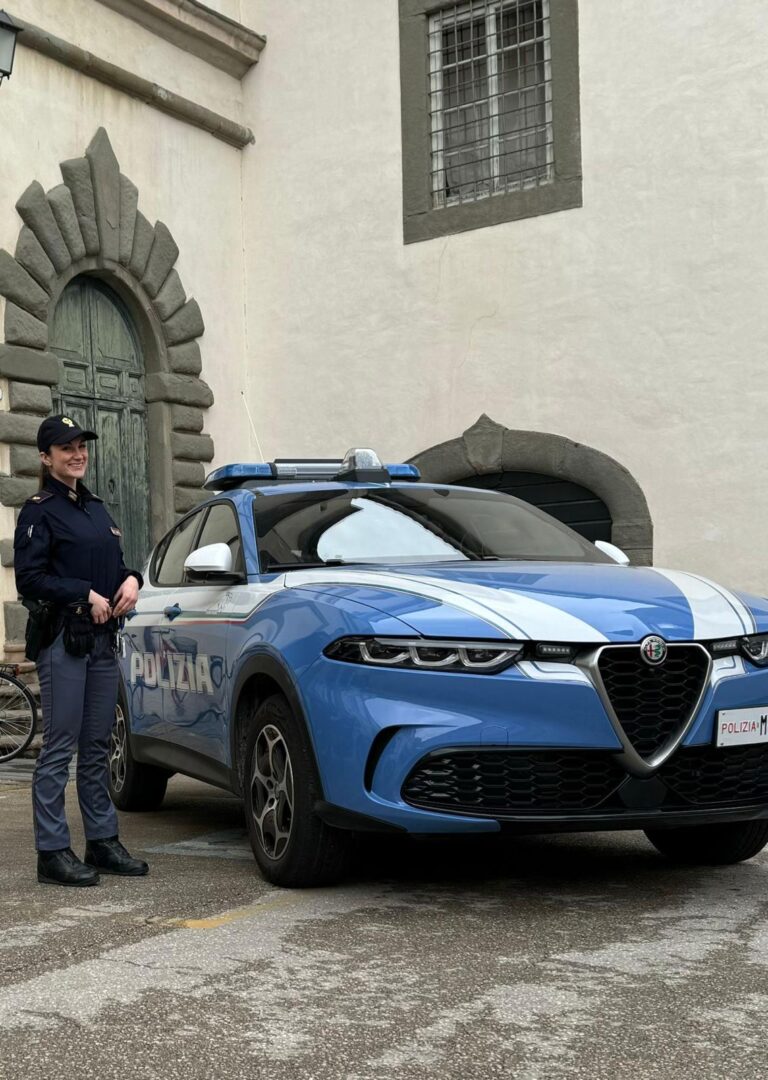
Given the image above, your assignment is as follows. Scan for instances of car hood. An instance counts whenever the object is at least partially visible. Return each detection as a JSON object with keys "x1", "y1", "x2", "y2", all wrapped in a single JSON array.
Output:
[{"x1": 284, "y1": 562, "x2": 768, "y2": 643}]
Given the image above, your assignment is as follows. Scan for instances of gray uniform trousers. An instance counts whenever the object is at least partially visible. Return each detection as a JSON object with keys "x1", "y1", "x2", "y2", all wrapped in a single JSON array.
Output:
[{"x1": 33, "y1": 631, "x2": 119, "y2": 851}]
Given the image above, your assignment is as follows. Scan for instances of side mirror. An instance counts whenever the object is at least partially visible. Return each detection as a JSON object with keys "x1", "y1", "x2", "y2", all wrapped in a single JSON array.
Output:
[
  {"x1": 184, "y1": 543, "x2": 234, "y2": 576},
  {"x1": 594, "y1": 540, "x2": 630, "y2": 566}
]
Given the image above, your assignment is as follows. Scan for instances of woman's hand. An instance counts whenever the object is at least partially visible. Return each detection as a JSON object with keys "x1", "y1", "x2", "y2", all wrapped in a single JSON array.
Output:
[
  {"x1": 88, "y1": 590, "x2": 113, "y2": 624},
  {"x1": 112, "y1": 576, "x2": 139, "y2": 618}
]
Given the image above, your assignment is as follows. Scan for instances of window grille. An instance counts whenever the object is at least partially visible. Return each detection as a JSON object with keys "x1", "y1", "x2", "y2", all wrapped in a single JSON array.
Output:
[{"x1": 428, "y1": 0, "x2": 553, "y2": 208}]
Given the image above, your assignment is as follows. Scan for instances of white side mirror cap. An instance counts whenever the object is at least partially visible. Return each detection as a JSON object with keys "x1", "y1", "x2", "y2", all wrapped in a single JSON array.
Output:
[
  {"x1": 184, "y1": 543, "x2": 234, "y2": 575},
  {"x1": 594, "y1": 540, "x2": 630, "y2": 566}
]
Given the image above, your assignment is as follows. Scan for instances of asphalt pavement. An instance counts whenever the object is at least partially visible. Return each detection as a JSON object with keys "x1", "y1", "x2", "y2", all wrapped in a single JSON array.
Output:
[{"x1": 1, "y1": 764, "x2": 767, "y2": 1080}]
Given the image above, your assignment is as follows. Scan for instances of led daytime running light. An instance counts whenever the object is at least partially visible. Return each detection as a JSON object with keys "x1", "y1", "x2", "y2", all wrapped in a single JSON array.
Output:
[{"x1": 326, "y1": 637, "x2": 524, "y2": 673}]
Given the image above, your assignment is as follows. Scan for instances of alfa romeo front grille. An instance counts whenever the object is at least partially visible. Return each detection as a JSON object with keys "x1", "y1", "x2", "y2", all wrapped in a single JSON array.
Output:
[
  {"x1": 597, "y1": 645, "x2": 709, "y2": 759},
  {"x1": 402, "y1": 749, "x2": 624, "y2": 816}
]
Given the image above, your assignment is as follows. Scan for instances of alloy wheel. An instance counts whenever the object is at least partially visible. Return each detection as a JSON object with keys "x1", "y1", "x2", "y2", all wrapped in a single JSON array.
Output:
[
  {"x1": 250, "y1": 724, "x2": 294, "y2": 860},
  {"x1": 110, "y1": 704, "x2": 127, "y2": 793}
]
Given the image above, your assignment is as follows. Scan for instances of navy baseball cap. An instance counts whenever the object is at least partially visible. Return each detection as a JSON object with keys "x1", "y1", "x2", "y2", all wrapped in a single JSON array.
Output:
[{"x1": 37, "y1": 415, "x2": 98, "y2": 452}]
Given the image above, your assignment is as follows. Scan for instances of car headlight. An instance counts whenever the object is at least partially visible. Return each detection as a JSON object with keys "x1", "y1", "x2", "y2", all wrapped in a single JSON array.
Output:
[
  {"x1": 324, "y1": 637, "x2": 524, "y2": 673},
  {"x1": 742, "y1": 633, "x2": 768, "y2": 666}
]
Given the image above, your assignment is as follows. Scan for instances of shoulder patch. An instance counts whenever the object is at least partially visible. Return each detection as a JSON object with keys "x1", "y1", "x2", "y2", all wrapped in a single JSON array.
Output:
[{"x1": 27, "y1": 491, "x2": 54, "y2": 504}]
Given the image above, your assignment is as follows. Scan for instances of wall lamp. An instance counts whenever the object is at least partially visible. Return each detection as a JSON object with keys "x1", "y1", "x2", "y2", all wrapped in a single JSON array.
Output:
[{"x1": 0, "y1": 11, "x2": 21, "y2": 86}]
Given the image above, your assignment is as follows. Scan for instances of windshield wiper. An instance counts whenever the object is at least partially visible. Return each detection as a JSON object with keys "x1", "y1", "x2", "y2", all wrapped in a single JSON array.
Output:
[{"x1": 261, "y1": 559, "x2": 353, "y2": 573}]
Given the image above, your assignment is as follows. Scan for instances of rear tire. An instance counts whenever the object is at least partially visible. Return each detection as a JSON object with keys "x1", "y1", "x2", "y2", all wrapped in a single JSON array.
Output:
[
  {"x1": 109, "y1": 688, "x2": 170, "y2": 811},
  {"x1": 243, "y1": 693, "x2": 353, "y2": 887},
  {"x1": 645, "y1": 820, "x2": 768, "y2": 865}
]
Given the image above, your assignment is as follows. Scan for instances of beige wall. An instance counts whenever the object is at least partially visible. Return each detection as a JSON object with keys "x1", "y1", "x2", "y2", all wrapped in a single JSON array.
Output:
[{"x1": 240, "y1": 0, "x2": 768, "y2": 595}]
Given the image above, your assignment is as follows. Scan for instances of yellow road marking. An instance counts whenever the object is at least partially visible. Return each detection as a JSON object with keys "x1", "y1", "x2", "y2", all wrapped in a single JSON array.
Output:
[{"x1": 164, "y1": 894, "x2": 300, "y2": 930}]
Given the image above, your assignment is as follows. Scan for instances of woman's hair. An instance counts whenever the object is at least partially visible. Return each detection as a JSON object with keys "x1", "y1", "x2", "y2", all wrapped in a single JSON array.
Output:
[{"x1": 38, "y1": 462, "x2": 50, "y2": 490}]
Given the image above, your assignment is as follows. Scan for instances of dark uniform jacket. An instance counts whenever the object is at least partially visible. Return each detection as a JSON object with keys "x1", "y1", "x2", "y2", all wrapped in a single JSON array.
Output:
[{"x1": 14, "y1": 476, "x2": 143, "y2": 609}]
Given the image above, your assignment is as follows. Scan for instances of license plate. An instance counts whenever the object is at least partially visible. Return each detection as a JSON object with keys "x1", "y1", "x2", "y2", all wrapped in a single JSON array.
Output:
[{"x1": 716, "y1": 706, "x2": 768, "y2": 747}]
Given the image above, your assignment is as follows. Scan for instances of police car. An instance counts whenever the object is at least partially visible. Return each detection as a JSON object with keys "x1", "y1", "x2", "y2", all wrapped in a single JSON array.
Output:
[{"x1": 109, "y1": 450, "x2": 768, "y2": 886}]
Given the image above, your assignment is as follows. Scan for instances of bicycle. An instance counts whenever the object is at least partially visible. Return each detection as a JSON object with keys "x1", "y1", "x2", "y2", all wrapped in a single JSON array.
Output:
[{"x1": 0, "y1": 665, "x2": 38, "y2": 764}]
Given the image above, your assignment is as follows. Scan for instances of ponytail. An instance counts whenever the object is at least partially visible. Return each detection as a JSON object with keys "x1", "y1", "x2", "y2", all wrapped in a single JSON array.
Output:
[{"x1": 38, "y1": 463, "x2": 50, "y2": 490}]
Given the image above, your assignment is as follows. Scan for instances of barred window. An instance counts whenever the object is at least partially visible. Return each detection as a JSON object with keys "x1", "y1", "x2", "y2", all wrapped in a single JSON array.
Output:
[
  {"x1": 399, "y1": 0, "x2": 580, "y2": 243},
  {"x1": 429, "y1": 0, "x2": 553, "y2": 208}
]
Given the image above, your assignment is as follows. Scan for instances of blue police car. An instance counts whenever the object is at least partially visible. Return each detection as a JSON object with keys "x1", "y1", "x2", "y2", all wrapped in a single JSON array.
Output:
[{"x1": 109, "y1": 449, "x2": 768, "y2": 886}]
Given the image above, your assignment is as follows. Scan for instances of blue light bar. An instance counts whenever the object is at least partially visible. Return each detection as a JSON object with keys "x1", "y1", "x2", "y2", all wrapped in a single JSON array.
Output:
[
  {"x1": 204, "y1": 455, "x2": 421, "y2": 491},
  {"x1": 385, "y1": 464, "x2": 421, "y2": 480},
  {"x1": 204, "y1": 463, "x2": 273, "y2": 491}
]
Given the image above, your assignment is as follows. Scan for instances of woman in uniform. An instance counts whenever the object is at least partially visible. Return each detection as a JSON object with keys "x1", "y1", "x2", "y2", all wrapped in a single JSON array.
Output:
[{"x1": 14, "y1": 414, "x2": 149, "y2": 886}]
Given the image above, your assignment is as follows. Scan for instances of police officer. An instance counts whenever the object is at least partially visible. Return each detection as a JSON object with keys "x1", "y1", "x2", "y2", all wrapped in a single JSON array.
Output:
[{"x1": 14, "y1": 415, "x2": 148, "y2": 886}]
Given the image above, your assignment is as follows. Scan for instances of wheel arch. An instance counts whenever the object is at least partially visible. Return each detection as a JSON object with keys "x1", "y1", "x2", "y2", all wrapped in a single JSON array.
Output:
[{"x1": 230, "y1": 651, "x2": 314, "y2": 796}]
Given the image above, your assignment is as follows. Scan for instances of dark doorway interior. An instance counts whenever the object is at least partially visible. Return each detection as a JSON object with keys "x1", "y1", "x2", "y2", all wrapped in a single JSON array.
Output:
[{"x1": 454, "y1": 471, "x2": 612, "y2": 543}]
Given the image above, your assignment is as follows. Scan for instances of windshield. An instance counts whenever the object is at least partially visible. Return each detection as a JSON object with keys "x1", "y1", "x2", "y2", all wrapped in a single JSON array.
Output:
[{"x1": 253, "y1": 486, "x2": 610, "y2": 570}]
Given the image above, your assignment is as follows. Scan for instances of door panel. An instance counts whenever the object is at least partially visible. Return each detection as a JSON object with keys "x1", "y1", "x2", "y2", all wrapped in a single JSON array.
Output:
[{"x1": 49, "y1": 277, "x2": 151, "y2": 570}]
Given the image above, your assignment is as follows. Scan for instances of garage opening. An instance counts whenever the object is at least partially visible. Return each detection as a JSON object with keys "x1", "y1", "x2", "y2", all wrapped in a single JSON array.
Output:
[{"x1": 453, "y1": 471, "x2": 612, "y2": 543}]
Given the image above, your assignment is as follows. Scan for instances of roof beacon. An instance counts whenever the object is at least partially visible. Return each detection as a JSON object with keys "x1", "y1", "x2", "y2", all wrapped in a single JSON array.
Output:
[{"x1": 203, "y1": 450, "x2": 421, "y2": 491}]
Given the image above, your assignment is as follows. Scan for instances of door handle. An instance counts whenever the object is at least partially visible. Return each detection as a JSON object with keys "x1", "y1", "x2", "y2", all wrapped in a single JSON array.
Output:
[{"x1": 163, "y1": 603, "x2": 182, "y2": 620}]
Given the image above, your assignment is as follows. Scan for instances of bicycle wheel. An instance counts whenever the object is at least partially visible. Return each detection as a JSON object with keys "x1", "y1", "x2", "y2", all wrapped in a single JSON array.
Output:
[{"x1": 0, "y1": 671, "x2": 37, "y2": 763}]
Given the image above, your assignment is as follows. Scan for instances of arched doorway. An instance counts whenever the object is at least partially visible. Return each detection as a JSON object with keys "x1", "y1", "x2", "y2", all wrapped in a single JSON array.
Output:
[
  {"x1": 454, "y1": 471, "x2": 612, "y2": 543},
  {"x1": 49, "y1": 277, "x2": 151, "y2": 569}
]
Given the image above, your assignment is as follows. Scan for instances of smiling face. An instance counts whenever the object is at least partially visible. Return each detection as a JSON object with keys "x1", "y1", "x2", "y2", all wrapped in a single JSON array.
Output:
[{"x1": 41, "y1": 437, "x2": 90, "y2": 487}]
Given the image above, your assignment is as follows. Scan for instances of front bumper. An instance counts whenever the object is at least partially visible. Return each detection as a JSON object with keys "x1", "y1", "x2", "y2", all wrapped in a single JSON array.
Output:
[{"x1": 299, "y1": 654, "x2": 768, "y2": 835}]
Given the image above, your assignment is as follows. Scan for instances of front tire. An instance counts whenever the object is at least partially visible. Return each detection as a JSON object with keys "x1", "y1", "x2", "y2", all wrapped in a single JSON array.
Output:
[
  {"x1": 109, "y1": 690, "x2": 170, "y2": 811},
  {"x1": 243, "y1": 693, "x2": 352, "y2": 887},
  {"x1": 645, "y1": 820, "x2": 768, "y2": 865}
]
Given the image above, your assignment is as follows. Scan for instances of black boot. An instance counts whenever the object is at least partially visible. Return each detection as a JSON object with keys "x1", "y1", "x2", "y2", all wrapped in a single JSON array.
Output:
[
  {"x1": 84, "y1": 836, "x2": 149, "y2": 876},
  {"x1": 38, "y1": 848, "x2": 100, "y2": 887}
]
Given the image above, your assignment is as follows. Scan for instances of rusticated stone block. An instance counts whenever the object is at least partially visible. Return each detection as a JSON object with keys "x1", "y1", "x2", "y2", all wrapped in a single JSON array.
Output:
[
  {"x1": 10, "y1": 445, "x2": 43, "y2": 477},
  {"x1": 409, "y1": 438, "x2": 475, "y2": 484},
  {"x1": 119, "y1": 174, "x2": 138, "y2": 267},
  {"x1": 0, "y1": 251, "x2": 49, "y2": 321},
  {"x1": 129, "y1": 212, "x2": 154, "y2": 280},
  {"x1": 172, "y1": 460, "x2": 205, "y2": 487},
  {"x1": 142, "y1": 222, "x2": 179, "y2": 299},
  {"x1": 171, "y1": 432, "x2": 215, "y2": 462},
  {"x1": 60, "y1": 157, "x2": 99, "y2": 256},
  {"x1": 86, "y1": 128, "x2": 120, "y2": 264},
  {"x1": 47, "y1": 184, "x2": 86, "y2": 262},
  {"x1": 8, "y1": 382, "x2": 53, "y2": 416},
  {"x1": 153, "y1": 269, "x2": 186, "y2": 322},
  {"x1": 162, "y1": 299, "x2": 204, "y2": 346},
  {"x1": 170, "y1": 405, "x2": 204, "y2": 433},
  {"x1": 15, "y1": 181, "x2": 71, "y2": 274},
  {"x1": 0, "y1": 413, "x2": 44, "y2": 446},
  {"x1": 0, "y1": 476, "x2": 38, "y2": 507},
  {"x1": 174, "y1": 487, "x2": 209, "y2": 514},
  {"x1": 4, "y1": 304, "x2": 48, "y2": 350},
  {"x1": 145, "y1": 373, "x2": 213, "y2": 409},
  {"x1": 14, "y1": 227, "x2": 55, "y2": 294},
  {"x1": 0, "y1": 346, "x2": 60, "y2": 385},
  {"x1": 0, "y1": 539, "x2": 14, "y2": 568},
  {"x1": 167, "y1": 341, "x2": 202, "y2": 376},
  {"x1": 464, "y1": 414, "x2": 504, "y2": 475},
  {"x1": 4, "y1": 601, "x2": 27, "y2": 645}
]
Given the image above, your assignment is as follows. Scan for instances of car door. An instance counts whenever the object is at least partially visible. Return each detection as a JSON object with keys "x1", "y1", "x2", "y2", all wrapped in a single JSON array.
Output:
[
  {"x1": 159, "y1": 501, "x2": 246, "y2": 767},
  {"x1": 122, "y1": 508, "x2": 204, "y2": 747}
]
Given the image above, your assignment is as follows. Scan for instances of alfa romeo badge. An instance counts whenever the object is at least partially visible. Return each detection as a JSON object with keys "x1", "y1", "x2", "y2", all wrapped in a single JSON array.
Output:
[{"x1": 640, "y1": 635, "x2": 667, "y2": 665}]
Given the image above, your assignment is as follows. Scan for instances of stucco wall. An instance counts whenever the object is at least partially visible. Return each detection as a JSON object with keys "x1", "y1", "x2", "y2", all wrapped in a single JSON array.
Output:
[
  {"x1": 240, "y1": 0, "x2": 768, "y2": 594},
  {"x1": 0, "y1": 4, "x2": 251, "y2": 639}
]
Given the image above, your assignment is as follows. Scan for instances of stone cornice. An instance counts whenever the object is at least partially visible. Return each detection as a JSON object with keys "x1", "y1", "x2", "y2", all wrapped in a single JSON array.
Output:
[
  {"x1": 94, "y1": 0, "x2": 266, "y2": 79},
  {"x1": 15, "y1": 18, "x2": 255, "y2": 148}
]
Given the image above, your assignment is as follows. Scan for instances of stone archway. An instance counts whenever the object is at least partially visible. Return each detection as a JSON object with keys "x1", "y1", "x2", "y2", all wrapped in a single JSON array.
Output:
[
  {"x1": 0, "y1": 127, "x2": 214, "y2": 646},
  {"x1": 409, "y1": 415, "x2": 653, "y2": 565}
]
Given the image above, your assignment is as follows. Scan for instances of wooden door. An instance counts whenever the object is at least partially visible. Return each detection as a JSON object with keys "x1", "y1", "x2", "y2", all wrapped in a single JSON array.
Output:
[{"x1": 49, "y1": 278, "x2": 151, "y2": 571}]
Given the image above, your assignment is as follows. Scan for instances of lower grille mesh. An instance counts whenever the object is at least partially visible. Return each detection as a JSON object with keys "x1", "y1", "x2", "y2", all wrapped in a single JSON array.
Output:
[
  {"x1": 660, "y1": 745, "x2": 768, "y2": 806},
  {"x1": 402, "y1": 749, "x2": 623, "y2": 815}
]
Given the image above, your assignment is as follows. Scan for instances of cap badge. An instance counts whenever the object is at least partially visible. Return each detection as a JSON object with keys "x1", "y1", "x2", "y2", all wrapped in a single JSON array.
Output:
[
  {"x1": 640, "y1": 635, "x2": 667, "y2": 665},
  {"x1": 62, "y1": 417, "x2": 75, "y2": 427}
]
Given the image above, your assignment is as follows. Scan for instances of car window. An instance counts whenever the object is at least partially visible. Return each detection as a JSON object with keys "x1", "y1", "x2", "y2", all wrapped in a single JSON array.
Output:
[
  {"x1": 194, "y1": 503, "x2": 244, "y2": 575},
  {"x1": 155, "y1": 510, "x2": 204, "y2": 586},
  {"x1": 254, "y1": 487, "x2": 611, "y2": 567}
]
